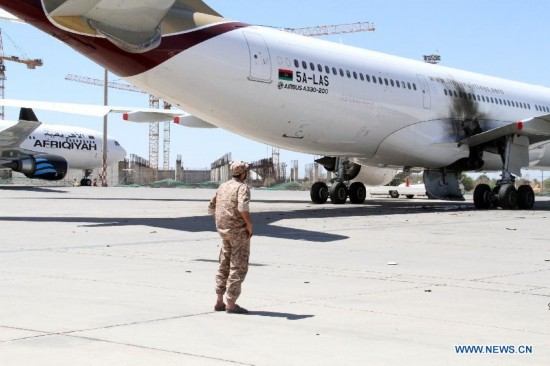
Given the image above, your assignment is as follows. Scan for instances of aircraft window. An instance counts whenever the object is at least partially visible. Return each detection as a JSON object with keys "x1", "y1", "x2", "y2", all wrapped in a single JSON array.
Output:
[
  {"x1": 372, "y1": 76, "x2": 377, "y2": 84},
  {"x1": 407, "y1": 82, "x2": 411, "y2": 90},
  {"x1": 482, "y1": 96, "x2": 486, "y2": 102},
  {"x1": 302, "y1": 61, "x2": 307, "y2": 69},
  {"x1": 325, "y1": 65, "x2": 330, "y2": 73},
  {"x1": 359, "y1": 73, "x2": 364, "y2": 81},
  {"x1": 346, "y1": 70, "x2": 351, "y2": 78},
  {"x1": 332, "y1": 67, "x2": 337, "y2": 75},
  {"x1": 317, "y1": 64, "x2": 322, "y2": 72},
  {"x1": 338, "y1": 68, "x2": 343, "y2": 76},
  {"x1": 366, "y1": 74, "x2": 371, "y2": 82},
  {"x1": 384, "y1": 78, "x2": 388, "y2": 86},
  {"x1": 115, "y1": 141, "x2": 120, "y2": 146},
  {"x1": 413, "y1": 83, "x2": 417, "y2": 91},
  {"x1": 396, "y1": 80, "x2": 400, "y2": 88},
  {"x1": 353, "y1": 71, "x2": 358, "y2": 79},
  {"x1": 477, "y1": 95, "x2": 481, "y2": 101},
  {"x1": 294, "y1": 59, "x2": 299, "y2": 68},
  {"x1": 309, "y1": 62, "x2": 315, "y2": 71},
  {"x1": 379, "y1": 77, "x2": 383, "y2": 84},
  {"x1": 390, "y1": 79, "x2": 395, "y2": 87}
]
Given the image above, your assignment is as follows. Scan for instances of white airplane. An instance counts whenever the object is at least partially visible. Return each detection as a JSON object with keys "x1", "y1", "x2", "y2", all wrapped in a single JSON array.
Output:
[
  {"x1": 3, "y1": 1, "x2": 550, "y2": 209},
  {"x1": 0, "y1": 107, "x2": 126, "y2": 185}
]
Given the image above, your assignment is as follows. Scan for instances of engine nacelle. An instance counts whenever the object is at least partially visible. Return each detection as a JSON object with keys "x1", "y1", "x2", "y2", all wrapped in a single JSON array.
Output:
[
  {"x1": 9, "y1": 155, "x2": 68, "y2": 181},
  {"x1": 352, "y1": 166, "x2": 399, "y2": 186}
]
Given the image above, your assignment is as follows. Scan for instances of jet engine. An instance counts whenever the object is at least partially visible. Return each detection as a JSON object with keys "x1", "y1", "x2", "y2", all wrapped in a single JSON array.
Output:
[
  {"x1": 6, "y1": 154, "x2": 68, "y2": 181},
  {"x1": 352, "y1": 166, "x2": 398, "y2": 186}
]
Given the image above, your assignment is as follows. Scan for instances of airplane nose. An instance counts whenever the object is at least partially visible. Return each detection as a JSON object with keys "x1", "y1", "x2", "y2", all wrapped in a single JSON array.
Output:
[
  {"x1": 107, "y1": 140, "x2": 127, "y2": 163},
  {"x1": 115, "y1": 145, "x2": 127, "y2": 161}
]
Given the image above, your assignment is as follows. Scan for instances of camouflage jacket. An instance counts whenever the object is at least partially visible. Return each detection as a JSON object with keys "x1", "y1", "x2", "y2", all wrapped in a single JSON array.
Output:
[{"x1": 208, "y1": 178, "x2": 250, "y2": 233}]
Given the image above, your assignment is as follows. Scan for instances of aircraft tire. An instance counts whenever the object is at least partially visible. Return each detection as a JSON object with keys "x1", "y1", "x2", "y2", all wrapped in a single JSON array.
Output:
[
  {"x1": 473, "y1": 184, "x2": 492, "y2": 209},
  {"x1": 329, "y1": 182, "x2": 348, "y2": 204},
  {"x1": 406, "y1": 195, "x2": 414, "y2": 199},
  {"x1": 389, "y1": 190, "x2": 399, "y2": 198},
  {"x1": 498, "y1": 184, "x2": 517, "y2": 209},
  {"x1": 348, "y1": 182, "x2": 366, "y2": 204},
  {"x1": 517, "y1": 185, "x2": 535, "y2": 209},
  {"x1": 310, "y1": 182, "x2": 329, "y2": 204}
]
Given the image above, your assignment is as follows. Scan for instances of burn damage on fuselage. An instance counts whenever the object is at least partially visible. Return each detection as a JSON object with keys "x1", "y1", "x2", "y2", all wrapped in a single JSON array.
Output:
[{"x1": 445, "y1": 84, "x2": 501, "y2": 172}]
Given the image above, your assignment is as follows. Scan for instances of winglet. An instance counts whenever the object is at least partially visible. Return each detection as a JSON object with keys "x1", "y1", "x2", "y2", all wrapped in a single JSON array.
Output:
[{"x1": 19, "y1": 108, "x2": 38, "y2": 122}]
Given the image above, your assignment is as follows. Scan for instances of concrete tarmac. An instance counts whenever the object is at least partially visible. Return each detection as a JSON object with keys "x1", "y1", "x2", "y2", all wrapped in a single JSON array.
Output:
[{"x1": 0, "y1": 186, "x2": 549, "y2": 365}]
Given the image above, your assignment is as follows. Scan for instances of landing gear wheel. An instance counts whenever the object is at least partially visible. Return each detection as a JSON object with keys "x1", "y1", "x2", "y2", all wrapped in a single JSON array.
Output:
[
  {"x1": 389, "y1": 190, "x2": 399, "y2": 198},
  {"x1": 80, "y1": 178, "x2": 92, "y2": 186},
  {"x1": 329, "y1": 182, "x2": 348, "y2": 204},
  {"x1": 517, "y1": 185, "x2": 535, "y2": 210},
  {"x1": 406, "y1": 195, "x2": 414, "y2": 199},
  {"x1": 310, "y1": 182, "x2": 329, "y2": 204},
  {"x1": 473, "y1": 184, "x2": 492, "y2": 209},
  {"x1": 498, "y1": 184, "x2": 517, "y2": 209},
  {"x1": 348, "y1": 182, "x2": 366, "y2": 204}
]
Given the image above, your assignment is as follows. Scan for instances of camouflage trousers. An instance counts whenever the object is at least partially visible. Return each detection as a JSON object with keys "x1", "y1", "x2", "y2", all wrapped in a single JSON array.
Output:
[{"x1": 215, "y1": 228, "x2": 250, "y2": 303}]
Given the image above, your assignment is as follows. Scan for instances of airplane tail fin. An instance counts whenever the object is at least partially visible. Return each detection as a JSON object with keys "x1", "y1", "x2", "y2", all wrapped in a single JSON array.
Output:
[
  {"x1": 43, "y1": 0, "x2": 226, "y2": 53},
  {"x1": 19, "y1": 108, "x2": 38, "y2": 122}
]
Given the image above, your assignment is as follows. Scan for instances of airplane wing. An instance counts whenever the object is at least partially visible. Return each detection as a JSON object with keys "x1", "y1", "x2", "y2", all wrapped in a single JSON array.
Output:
[
  {"x1": 458, "y1": 114, "x2": 550, "y2": 147},
  {"x1": 43, "y1": 0, "x2": 224, "y2": 53},
  {"x1": 0, "y1": 108, "x2": 41, "y2": 150},
  {"x1": 0, "y1": 98, "x2": 183, "y2": 122}
]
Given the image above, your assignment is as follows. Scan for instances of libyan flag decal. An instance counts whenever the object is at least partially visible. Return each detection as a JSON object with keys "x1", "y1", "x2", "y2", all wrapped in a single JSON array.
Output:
[{"x1": 278, "y1": 69, "x2": 293, "y2": 81}]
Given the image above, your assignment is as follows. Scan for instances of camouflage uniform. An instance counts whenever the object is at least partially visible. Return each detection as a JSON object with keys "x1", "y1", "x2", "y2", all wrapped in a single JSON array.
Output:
[{"x1": 208, "y1": 165, "x2": 251, "y2": 304}]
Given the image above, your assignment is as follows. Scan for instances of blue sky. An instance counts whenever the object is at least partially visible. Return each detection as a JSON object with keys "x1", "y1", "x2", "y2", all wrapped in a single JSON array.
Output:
[{"x1": 1, "y1": 0, "x2": 550, "y2": 178}]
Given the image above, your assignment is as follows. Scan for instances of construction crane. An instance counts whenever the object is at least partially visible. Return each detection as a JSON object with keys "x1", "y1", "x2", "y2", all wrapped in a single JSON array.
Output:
[
  {"x1": 0, "y1": 28, "x2": 43, "y2": 119},
  {"x1": 65, "y1": 73, "x2": 172, "y2": 172},
  {"x1": 280, "y1": 21, "x2": 375, "y2": 37}
]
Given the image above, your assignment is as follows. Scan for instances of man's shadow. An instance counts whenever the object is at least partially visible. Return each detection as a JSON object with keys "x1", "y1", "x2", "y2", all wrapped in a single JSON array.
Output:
[{"x1": 247, "y1": 311, "x2": 314, "y2": 320}]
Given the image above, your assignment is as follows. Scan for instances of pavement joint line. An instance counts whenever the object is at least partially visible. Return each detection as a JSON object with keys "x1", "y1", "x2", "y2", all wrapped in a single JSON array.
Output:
[
  {"x1": 0, "y1": 270, "x2": 212, "y2": 294},
  {"x1": 2, "y1": 311, "x2": 260, "y2": 366},
  {"x1": 301, "y1": 302, "x2": 550, "y2": 336},
  {"x1": 473, "y1": 267, "x2": 550, "y2": 281},
  {"x1": 1, "y1": 311, "x2": 221, "y2": 343},
  {"x1": 63, "y1": 334, "x2": 256, "y2": 365}
]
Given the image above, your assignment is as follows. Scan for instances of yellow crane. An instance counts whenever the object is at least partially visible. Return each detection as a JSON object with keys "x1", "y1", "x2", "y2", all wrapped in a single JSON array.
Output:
[{"x1": 0, "y1": 28, "x2": 43, "y2": 119}]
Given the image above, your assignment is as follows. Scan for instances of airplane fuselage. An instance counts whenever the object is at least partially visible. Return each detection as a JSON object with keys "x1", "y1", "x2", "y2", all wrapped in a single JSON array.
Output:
[
  {"x1": 0, "y1": 121, "x2": 126, "y2": 170},
  {"x1": 3, "y1": 1, "x2": 550, "y2": 173},
  {"x1": 126, "y1": 25, "x2": 550, "y2": 171}
]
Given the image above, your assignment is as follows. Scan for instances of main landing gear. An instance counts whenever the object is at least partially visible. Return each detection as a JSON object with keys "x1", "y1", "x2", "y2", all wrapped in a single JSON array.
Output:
[
  {"x1": 473, "y1": 135, "x2": 535, "y2": 210},
  {"x1": 473, "y1": 178, "x2": 534, "y2": 210},
  {"x1": 310, "y1": 158, "x2": 366, "y2": 205}
]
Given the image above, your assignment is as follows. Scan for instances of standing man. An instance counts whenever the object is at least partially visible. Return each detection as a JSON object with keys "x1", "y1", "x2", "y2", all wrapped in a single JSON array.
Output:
[{"x1": 208, "y1": 161, "x2": 253, "y2": 314}]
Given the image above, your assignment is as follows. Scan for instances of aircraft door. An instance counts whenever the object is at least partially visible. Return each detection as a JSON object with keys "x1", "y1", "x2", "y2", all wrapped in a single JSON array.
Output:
[
  {"x1": 243, "y1": 31, "x2": 272, "y2": 83},
  {"x1": 417, "y1": 74, "x2": 431, "y2": 109}
]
